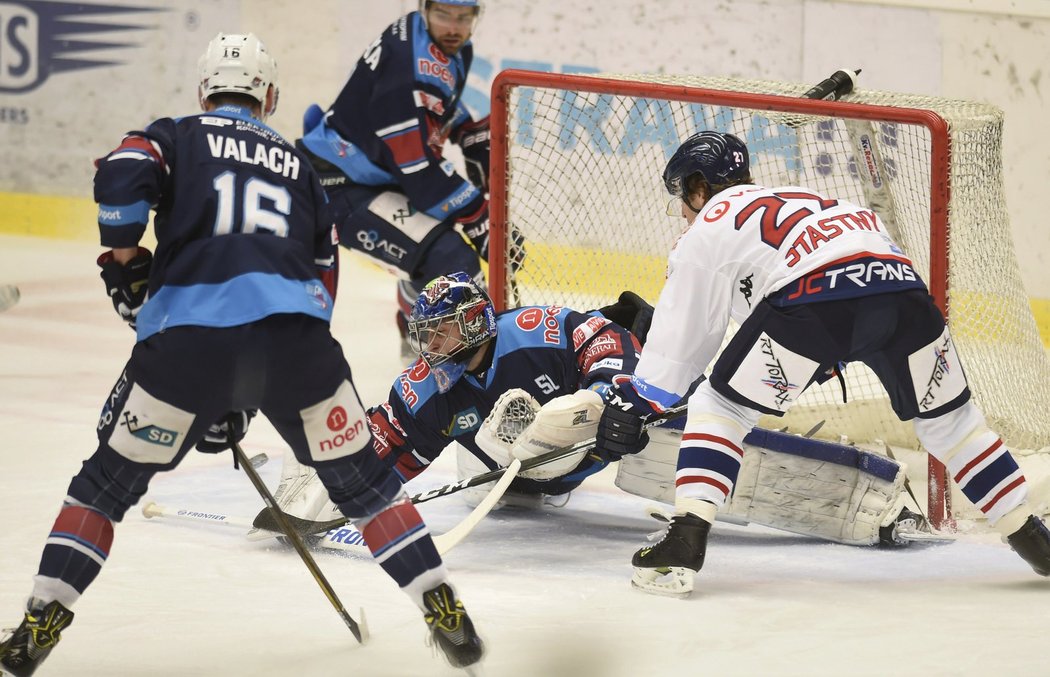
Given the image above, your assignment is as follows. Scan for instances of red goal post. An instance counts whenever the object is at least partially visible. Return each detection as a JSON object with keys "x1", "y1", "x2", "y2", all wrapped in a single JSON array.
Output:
[{"x1": 489, "y1": 69, "x2": 1050, "y2": 529}]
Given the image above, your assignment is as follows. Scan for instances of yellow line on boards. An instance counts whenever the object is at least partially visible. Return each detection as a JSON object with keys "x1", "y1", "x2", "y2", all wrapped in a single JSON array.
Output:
[
  {"x1": 3, "y1": 191, "x2": 1050, "y2": 348},
  {"x1": 0, "y1": 192, "x2": 97, "y2": 241}
]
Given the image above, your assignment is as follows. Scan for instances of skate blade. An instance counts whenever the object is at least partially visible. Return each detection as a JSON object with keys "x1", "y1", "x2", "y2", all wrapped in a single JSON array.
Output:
[
  {"x1": 463, "y1": 663, "x2": 486, "y2": 677},
  {"x1": 896, "y1": 530, "x2": 955, "y2": 545},
  {"x1": 630, "y1": 566, "x2": 695, "y2": 597}
]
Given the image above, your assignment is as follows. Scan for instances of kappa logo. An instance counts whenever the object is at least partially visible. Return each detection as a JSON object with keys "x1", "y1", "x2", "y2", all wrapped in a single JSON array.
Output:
[
  {"x1": 1, "y1": 1, "x2": 164, "y2": 93},
  {"x1": 739, "y1": 273, "x2": 754, "y2": 308}
]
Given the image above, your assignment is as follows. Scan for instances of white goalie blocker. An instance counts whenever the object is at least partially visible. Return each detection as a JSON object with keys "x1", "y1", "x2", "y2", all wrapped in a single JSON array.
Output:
[{"x1": 617, "y1": 426, "x2": 909, "y2": 546}]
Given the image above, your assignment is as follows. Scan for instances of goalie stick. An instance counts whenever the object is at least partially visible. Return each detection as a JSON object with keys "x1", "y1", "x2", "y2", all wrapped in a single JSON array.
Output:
[
  {"x1": 297, "y1": 403, "x2": 692, "y2": 537},
  {"x1": 142, "y1": 457, "x2": 524, "y2": 557}
]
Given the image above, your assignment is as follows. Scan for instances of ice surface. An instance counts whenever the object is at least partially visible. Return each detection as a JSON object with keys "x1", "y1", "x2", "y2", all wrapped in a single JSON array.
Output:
[{"x1": 1, "y1": 235, "x2": 1047, "y2": 677}]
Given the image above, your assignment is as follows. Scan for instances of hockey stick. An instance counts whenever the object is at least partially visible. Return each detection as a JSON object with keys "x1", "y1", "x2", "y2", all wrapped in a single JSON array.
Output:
[
  {"x1": 142, "y1": 502, "x2": 254, "y2": 529},
  {"x1": 420, "y1": 402, "x2": 687, "y2": 504},
  {"x1": 144, "y1": 463, "x2": 520, "y2": 558},
  {"x1": 229, "y1": 435, "x2": 368, "y2": 644},
  {"x1": 432, "y1": 458, "x2": 522, "y2": 553},
  {"x1": 0, "y1": 284, "x2": 20, "y2": 312},
  {"x1": 142, "y1": 501, "x2": 381, "y2": 556},
  {"x1": 299, "y1": 402, "x2": 690, "y2": 538}
]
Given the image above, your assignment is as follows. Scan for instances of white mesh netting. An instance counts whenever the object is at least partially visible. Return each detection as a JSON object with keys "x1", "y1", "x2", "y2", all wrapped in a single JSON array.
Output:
[{"x1": 494, "y1": 71, "x2": 1050, "y2": 455}]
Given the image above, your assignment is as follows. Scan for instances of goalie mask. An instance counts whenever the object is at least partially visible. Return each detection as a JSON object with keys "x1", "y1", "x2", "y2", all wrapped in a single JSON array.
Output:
[
  {"x1": 663, "y1": 131, "x2": 751, "y2": 205},
  {"x1": 198, "y1": 33, "x2": 279, "y2": 119},
  {"x1": 408, "y1": 272, "x2": 497, "y2": 392}
]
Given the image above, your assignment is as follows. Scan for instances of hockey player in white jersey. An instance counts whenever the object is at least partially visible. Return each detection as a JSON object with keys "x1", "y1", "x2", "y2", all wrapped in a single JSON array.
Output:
[{"x1": 595, "y1": 130, "x2": 1050, "y2": 596}]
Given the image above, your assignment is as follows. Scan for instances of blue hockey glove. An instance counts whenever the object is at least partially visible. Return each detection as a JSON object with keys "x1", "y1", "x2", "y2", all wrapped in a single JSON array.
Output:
[
  {"x1": 196, "y1": 410, "x2": 257, "y2": 454},
  {"x1": 457, "y1": 201, "x2": 490, "y2": 262},
  {"x1": 596, "y1": 380, "x2": 656, "y2": 462},
  {"x1": 454, "y1": 116, "x2": 490, "y2": 192},
  {"x1": 97, "y1": 247, "x2": 152, "y2": 328}
]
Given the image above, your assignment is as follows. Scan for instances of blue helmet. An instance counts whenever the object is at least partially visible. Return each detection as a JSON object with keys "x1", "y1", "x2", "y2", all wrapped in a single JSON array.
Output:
[
  {"x1": 424, "y1": 0, "x2": 481, "y2": 6},
  {"x1": 663, "y1": 131, "x2": 751, "y2": 199},
  {"x1": 407, "y1": 272, "x2": 496, "y2": 392}
]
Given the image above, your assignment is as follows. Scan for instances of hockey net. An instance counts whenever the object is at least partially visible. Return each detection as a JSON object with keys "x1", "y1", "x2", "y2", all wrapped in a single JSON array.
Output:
[{"x1": 488, "y1": 69, "x2": 1050, "y2": 527}]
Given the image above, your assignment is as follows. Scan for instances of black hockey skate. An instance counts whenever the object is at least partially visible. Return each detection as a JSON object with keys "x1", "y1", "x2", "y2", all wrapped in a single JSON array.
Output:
[
  {"x1": 0, "y1": 600, "x2": 74, "y2": 677},
  {"x1": 1006, "y1": 515, "x2": 1050, "y2": 576},
  {"x1": 631, "y1": 512, "x2": 712, "y2": 597},
  {"x1": 879, "y1": 507, "x2": 930, "y2": 548},
  {"x1": 423, "y1": 583, "x2": 484, "y2": 669}
]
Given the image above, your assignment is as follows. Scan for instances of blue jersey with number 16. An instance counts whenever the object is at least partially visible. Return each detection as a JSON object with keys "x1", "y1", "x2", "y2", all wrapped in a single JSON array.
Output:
[{"x1": 93, "y1": 104, "x2": 338, "y2": 341}]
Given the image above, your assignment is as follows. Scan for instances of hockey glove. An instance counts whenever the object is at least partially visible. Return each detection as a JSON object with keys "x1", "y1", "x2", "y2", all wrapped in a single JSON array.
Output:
[
  {"x1": 596, "y1": 380, "x2": 655, "y2": 462},
  {"x1": 196, "y1": 410, "x2": 257, "y2": 454},
  {"x1": 457, "y1": 201, "x2": 490, "y2": 262},
  {"x1": 97, "y1": 247, "x2": 152, "y2": 329},
  {"x1": 454, "y1": 116, "x2": 490, "y2": 192}
]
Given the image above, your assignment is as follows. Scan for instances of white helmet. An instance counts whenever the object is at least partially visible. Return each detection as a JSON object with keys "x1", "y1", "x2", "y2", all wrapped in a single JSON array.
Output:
[{"x1": 198, "y1": 33, "x2": 278, "y2": 118}]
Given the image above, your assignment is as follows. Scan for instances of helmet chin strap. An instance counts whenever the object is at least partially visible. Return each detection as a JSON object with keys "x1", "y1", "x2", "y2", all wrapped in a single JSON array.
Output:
[{"x1": 685, "y1": 194, "x2": 706, "y2": 213}]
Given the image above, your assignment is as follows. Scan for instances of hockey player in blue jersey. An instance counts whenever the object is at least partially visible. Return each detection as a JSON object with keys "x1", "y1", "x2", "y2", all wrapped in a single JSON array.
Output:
[
  {"x1": 0, "y1": 34, "x2": 483, "y2": 675},
  {"x1": 297, "y1": 1, "x2": 511, "y2": 360},
  {"x1": 369, "y1": 273, "x2": 648, "y2": 498}
]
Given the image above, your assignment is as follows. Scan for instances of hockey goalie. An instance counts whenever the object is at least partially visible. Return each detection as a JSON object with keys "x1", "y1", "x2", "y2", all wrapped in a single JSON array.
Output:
[
  {"x1": 256, "y1": 389, "x2": 928, "y2": 550},
  {"x1": 251, "y1": 277, "x2": 931, "y2": 549}
]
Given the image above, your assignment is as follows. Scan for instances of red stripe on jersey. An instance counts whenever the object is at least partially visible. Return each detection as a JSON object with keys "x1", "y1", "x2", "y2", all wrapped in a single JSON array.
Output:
[
  {"x1": 675, "y1": 474, "x2": 730, "y2": 496},
  {"x1": 52, "y1": 505, "x2": 114, "y2": 556},
  {"x1": 383, "y1": 130, "x2": 427, "y2": 168},
  {"x1": 954, "y1": 439, "x2": 1003, "y2": 483},
  {"x1": 113, "y1": 135, "x2": 166, "y2": 169},
  {"x1": 980, "y1": 475, "x2": 1026, "y2": 513},
  {"x1": 683, "y1": 432, "x2": 744, "y2": 458}
]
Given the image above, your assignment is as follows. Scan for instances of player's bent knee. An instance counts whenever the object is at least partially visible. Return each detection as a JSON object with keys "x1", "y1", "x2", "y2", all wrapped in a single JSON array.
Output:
[
  {"x1": 67, "y1": 449, "x2": 157, "y2": 521},
  {"x1": 316, "y1": 454, "x2": 404, "y2": 520},
  {"x1": 913, "y1": 400, "x2": 987, "y2": 460},
  {"x1": 688, "y1": 381, "x2": 762, "y2": 433}
]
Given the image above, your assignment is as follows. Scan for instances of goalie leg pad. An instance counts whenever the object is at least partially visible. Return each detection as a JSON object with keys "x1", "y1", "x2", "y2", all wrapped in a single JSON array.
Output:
[
  {"x1": 617, "y1": 428, "x2": 907, "y2": 546},
  {"x1": 249, "y1": 453, "x2": 344, "y2": 539},
  {"x1": 455, "y1": 443, "x2": 502, "y2": 508}
]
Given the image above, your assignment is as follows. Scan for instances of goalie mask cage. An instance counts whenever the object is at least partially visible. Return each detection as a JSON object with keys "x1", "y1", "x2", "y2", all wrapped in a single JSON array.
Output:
[{"x1": 488, "y1": 69, "x2": 1050, "y2": 529}]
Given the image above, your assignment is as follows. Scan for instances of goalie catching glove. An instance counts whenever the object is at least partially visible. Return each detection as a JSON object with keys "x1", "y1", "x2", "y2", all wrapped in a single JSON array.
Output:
[
  {"x1": 474, "y1": 389, "x2": 605, "y2": 481},
  {"x1": 97, "y1": 247, "x2": 152, "y2": 328}
]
